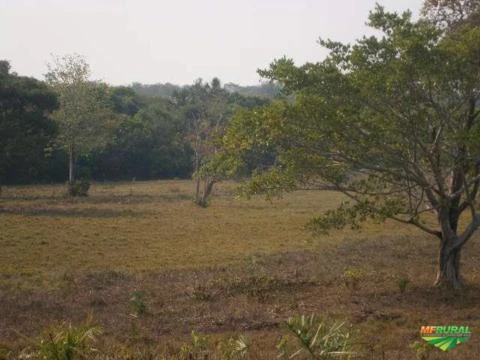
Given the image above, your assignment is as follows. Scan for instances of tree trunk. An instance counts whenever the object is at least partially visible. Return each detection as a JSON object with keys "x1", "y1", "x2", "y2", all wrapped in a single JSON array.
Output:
[
  {"x1": 199, "y1": 179, "x2": 215, "y2": 207},
  {"x1": 68, "y1": 144, "x2": 75, "y2": 184},
  {"x1": 193, "y1": 178, "x2": 216, "y2": 207},
  {"x1": 67, "y1": 145, "x2": 76, "y2": 197},
  {"x1": 434, "y1": 239, "x2": 463, "y2": 289},
  {"x1": 194, "y1": 158, "x2": 201, "y2": 204},
  {"x1": 195, "y1": 177, "x2": 201, "y2": 203}
]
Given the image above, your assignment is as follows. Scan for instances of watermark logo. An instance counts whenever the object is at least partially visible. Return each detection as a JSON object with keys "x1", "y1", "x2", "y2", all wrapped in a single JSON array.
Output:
[{"x1": 421, "y1": 326, "x2": 471, "y2": 351}]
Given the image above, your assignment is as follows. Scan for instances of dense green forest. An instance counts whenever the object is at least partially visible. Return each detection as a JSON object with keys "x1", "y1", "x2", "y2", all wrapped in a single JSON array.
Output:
[{"x1": 0, "y1": 60, "x2": 273, "y2": 185}]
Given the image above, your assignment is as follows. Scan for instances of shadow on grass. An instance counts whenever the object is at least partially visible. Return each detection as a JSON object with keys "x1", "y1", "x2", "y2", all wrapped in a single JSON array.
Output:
[
  {"x1": 0, "y1": 193, "x2": 192, "y2": 204},
  {"x1": 86, "y1": 193, "x2": 192, "y2": 204},
  {"x1": 399, "y1": 283, "x2": 480, "y2": 308},
  {"x1": 0, "y1": 206, "x2": 147, "y2": 218}
]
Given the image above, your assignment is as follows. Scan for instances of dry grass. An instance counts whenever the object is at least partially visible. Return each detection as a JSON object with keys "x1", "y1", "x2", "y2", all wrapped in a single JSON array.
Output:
[
  {"x1": 0, "y1": 180, "x2": 416, "y2": 289},
  {"x1": 0, "y1": 180, "x2": 479, "y2": 359}
]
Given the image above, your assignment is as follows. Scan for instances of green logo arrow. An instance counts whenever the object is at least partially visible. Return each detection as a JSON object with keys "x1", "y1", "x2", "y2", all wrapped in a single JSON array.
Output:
[{"x1": 420, "y1": 326, "x2": 471, "y2": 351}]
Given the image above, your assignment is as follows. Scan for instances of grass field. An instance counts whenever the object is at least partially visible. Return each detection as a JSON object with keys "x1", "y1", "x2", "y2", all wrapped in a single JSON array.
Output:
[{"x1": 0, "y1": 180, "x2": 479, "y2": 359}]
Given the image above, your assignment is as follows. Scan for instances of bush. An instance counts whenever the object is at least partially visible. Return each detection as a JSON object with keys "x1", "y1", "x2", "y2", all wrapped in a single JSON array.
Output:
[
  {"x1": 343, "y1": 268, "x2": 365, "y2": 290},
  {"x1": 398, "y1": 277, "x2": 410, "y2": 294},
  {"x1": 278, "y1": 314, "x2": 353, "y2": 359},
  {"x1": 67, "y1": 179, "x2": 90, "y2": 197},
  {"x1": 19, "y1": 320, "x2": 101, "y2": 360},
  {"x1": 220, "y1": 335, "x2": 250, "y2": 360},
  {"x1": 129, "y1": 290, "x2": 147, "y2": 316}
]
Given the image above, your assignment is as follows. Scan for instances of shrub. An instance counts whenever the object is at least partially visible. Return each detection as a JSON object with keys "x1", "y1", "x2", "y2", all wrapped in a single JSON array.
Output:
[
  {"x1": 343, "y1": 268, "x2": 365, "y2": 290},
  {"x1": 130, "y1": 290, "x2": 147, "y2": 316},
  {"x1": 278, "y1": 314, "x2": 353, "y2": 359},
  {"x1": 179, "y1": 331, "x2": 211, "y2": 360},
  {"x1": 67, "y1": 179, "x2": 90, "y2": 197},
  {"x1": 18, "y1": 320, "x2": 101, "y2": 360},
  {"x1": 398, "y1": 277, "x2": 410, "y2": 294},
  {"x1": 220, "y1": 335, "x2": 251, "y2": 360}
]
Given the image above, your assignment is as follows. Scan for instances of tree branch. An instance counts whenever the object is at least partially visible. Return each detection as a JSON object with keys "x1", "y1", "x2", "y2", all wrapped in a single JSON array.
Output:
[{"x1": 390, "y1": 215, "x2": 442, "y2": 239}]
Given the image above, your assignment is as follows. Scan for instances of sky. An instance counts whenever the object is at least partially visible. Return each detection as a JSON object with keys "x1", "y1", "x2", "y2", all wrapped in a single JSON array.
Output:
[{"x1": 1, "y1": 0, "x2": 424, "y2": 86}]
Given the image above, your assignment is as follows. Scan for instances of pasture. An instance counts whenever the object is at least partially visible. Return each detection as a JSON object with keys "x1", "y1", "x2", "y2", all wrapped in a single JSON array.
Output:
[{"x1": 0, "y1": 180, "x2": 479, "y2": 358}]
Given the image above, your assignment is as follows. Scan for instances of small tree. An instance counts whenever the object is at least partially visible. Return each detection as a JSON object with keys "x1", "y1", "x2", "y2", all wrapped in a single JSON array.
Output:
[
  {"x1": 46, "y1": 54, "x2": 116, "y2": 195},
  {"x1": 221, "y1": 4, "x2": 480, "y2": 289},
  {"x1": 173, "y1": 78, "x2": 230, "y2": 207}
]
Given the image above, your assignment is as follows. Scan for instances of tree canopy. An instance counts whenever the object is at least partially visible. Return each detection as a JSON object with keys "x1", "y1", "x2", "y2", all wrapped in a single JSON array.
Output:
[
  {"x1": 46, "y1": 54, "x2": 118, "y2": 190},
  {"x1": 0, "y1": 61, "x2": 58, "y2": 186},
  {"x1": 220, "y1": 3, "x2": 480, "y2": 288}
]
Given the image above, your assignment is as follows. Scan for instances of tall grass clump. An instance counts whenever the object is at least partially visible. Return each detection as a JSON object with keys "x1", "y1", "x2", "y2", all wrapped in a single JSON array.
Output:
[
  {"x1": 277, "y1": 314, "x2": 353, "y2": 359},
  {"x1": 18, "y1": 320, "x2": 101, "y2": 360}
]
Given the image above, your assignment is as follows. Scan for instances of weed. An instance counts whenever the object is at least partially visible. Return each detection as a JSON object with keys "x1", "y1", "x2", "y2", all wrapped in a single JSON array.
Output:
[
  {"x1": 220, "y1": 334, "x2": 250, "y2": 360},
  {"x1": 189, "y1": 282, "x2": 217, "y2": 302},
  {"x1": 398, "y1": 277, "x2": 410, "y2": 294},
  {"x1": 343, "y1": 268, "x2": 365, "y2": 290},
  {"x1": 17, "y1": 319, "x2": 101, "y2": 360},
  {"x1": 130, "y1": 290, "x2": 147, "y2": 316},
  {"x1": 278, "y1": 314, "x2": 353, "y2": 359},
  {"x1": 409, "y1": 340, "x2": 432, "y2": 360},
  {"x1": 179, "y1": 331, "x2": 211, "y2": 360}
]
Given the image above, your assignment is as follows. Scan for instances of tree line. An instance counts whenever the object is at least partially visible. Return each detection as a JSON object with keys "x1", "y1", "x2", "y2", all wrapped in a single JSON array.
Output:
[{"x1": 0, "y1": 57, "x2": 272, "y2": 189}]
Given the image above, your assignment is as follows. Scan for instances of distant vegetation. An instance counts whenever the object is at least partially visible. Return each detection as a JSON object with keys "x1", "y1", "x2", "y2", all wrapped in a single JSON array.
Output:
[
  {"x1": 0, "y1": 63, "x2": 272, "y2": 187},
  {"x1": 131, "y1": 81, "x2": 281, "y2": 100}
]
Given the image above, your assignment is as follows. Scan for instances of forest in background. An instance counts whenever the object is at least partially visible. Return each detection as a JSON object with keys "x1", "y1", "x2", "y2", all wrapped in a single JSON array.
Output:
[{"x1": 0, "y1": 63, "x2": 277, "y2": 185}]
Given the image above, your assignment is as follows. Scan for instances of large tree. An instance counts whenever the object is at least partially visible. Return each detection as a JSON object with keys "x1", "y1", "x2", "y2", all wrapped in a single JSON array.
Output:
[
  {"x1": 220, "y1": 4, "x2": 480, "y2": 289},
  {"x1": 0, "y1": 60, "x2": 58, "y2": 188},
  {"x1": 45, "y1": 54, "x2": 116, "y2": 193}
]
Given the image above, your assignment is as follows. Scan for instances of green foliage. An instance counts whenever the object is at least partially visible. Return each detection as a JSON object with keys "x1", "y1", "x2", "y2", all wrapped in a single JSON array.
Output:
[
  {"x1": 223, "y1": 4, "x2": 480, "y2": 226},
  {"x1": 2, "y1": 60, "x2": 271, "y2": 184},
  {"x1": 343, "y1": 268, "x2": 365, "y2": 290},
  {"x1": 422, "y1": 0, "x2": 480, "y2": 30},
  {"x1": 67, "y1": 179, "x2": 90, "y2": 197},
  {"x1": 129, "y1": 290, "x2": 147, "y2": 316},
  {"x1": 108, "y1": 86, "x2": 143, "y2": 116},
  {"x1": 219, "y1": 335, "x2": 251, "y2": 360},
  {"x1": 104, "y1": 101, "x2": 192, "y2": 180},
  {"x1": 20, "y1": 320, "x2": 101, "y2": 360},
  {"x1": 46, "y1": 54, "x2": 118, "y2": 184},
  {"x1": 174, "y1": 78, "x2": 233, "y2": 206},
  {"x1": 219, "y1": 2, "x2": 480, "y2": 287},
  {"x1": 0, "y1": 60, "x2": 58, "y2": 185},
  {"x1": 179, "y1": 331, "x2": 211, "y2": 360},
  {"x1": 398, "y1": 276, "x2": 410, "y2": 294},
  {"x1": 131, "y1": 81, "x2": 278, "y2": 102},
  {"x1": 278, "y1": 314, "x2": 352, "y2": 359},
  {"x1": 224, "y1": 81, "x2": 282, "y2": 99}
]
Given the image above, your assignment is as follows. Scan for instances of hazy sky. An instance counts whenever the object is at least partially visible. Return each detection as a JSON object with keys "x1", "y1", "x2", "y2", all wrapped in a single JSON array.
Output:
[{"x1": 1, "y1": 0, "x2": 424, "y2": 86}]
